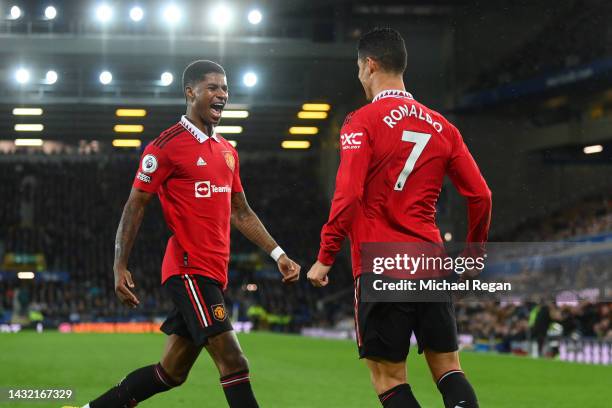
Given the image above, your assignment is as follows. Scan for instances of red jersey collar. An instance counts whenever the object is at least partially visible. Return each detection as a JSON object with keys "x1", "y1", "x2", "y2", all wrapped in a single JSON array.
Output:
[
  {"x1": 180, "y1": 115, "x2": 220, "y2": 144},
  {"x1": 372, "y1": 89, "x2": 414, "y2": 103}
]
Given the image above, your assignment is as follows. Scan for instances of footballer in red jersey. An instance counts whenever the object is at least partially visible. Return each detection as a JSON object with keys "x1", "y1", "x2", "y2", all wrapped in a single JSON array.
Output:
[
  {"x1": 84, "y1": 61, "x2": 300, "y2": 408},
  {"x1": 307, "y1": 29, "x2": 491, "y2": 408}
]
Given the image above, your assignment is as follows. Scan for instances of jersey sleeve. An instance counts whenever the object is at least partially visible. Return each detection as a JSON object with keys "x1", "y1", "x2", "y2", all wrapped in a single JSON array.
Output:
[
  {"x1": 447, "y1": 125, "x2": 492, "y2": 244},
  {"x1": 231, "y1": 148, "x2": 243, "y2": 193},
  {"x1": 318, "y1": 118, "x2": 372, "y2": 266},
  {"x1": 132, "y1": 142, "x2": 173, "y2": 193}
]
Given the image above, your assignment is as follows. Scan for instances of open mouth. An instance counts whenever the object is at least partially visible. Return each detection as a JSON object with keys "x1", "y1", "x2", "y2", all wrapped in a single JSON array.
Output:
[{"x1": 210, "y1": 102, "x2": 225, "y2": 119}]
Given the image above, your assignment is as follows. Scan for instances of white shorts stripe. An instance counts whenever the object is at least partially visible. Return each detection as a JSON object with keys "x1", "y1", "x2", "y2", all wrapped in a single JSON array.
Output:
[{"x1": 185, "y1": 274, "x2": 209, "y2": 327}]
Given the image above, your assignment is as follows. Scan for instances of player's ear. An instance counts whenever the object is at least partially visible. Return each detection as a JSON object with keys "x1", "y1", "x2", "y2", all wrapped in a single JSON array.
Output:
[
  {"x1": 184, "y1": 86, "x2": 195, "y2": 102},
  {"x1": 366, "y1": 57, "x2": 377, "y2": 75}
]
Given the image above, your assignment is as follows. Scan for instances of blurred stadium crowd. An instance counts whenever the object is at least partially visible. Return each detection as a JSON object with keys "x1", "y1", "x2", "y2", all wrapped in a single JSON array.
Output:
[
  {"x1": 0, "y1": 153, "x2": 611, "y2": 354},
  {"x1": 468, "y1": 1, "x2": 610, "y2": 91}
]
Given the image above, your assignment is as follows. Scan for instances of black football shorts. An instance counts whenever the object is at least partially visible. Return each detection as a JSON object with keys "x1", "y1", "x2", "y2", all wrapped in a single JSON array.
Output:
[
  {"x1": 161, "y1": 274, "x2": 233, "y2": 346},
  {"x1": 353, "y1": 276, "x2": 458, "y2": 362}
]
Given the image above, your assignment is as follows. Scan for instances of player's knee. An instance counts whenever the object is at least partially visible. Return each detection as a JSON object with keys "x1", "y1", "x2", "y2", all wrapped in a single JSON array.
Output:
[
  {"x1": 369, "y1": 364, "x2": 405, "y2": 395},
  {"x1": 163, "y1": 367, "x2": 189, "y2": 387},
  {"x1": 218, "y1": 351, "x2": 249, "y2": 376}
]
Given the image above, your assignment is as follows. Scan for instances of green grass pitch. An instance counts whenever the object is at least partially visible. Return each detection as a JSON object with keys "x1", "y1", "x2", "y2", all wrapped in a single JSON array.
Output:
[{"x1": 1, "y1": 332, "x2": 609, "y2": 407}]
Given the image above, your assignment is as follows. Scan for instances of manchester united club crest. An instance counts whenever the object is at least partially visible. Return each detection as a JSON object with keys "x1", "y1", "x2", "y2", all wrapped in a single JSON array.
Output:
[
  {"x1": 223, "y1": 151, "x2": 235, "y2": 171},
  {"x1": 212, "y1": 304, "x2": 227, "y2": 321}
]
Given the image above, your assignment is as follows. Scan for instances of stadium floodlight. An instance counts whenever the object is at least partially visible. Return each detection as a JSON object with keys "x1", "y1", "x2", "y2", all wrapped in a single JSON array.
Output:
[
  {"x1": 302, "y1": 103, "x2": 331, "y2": 111},
  {"x1": 289, "y1": 126, "x2": 318, "y2": 135},
  {"x1": 15, "y1": 124, "x2": 44, "y2": 132},
  {"x1": 116, "y1": 108, "x2": 147, "y2": 117},
  {"x1": 160, "y1": 71, "x2": 173, "y2": 86},
  {"x1": 210, "y1": 3, "x2": 233, "y2": 29},
  {"x1": 13, "y1": 108, "x2": 43, "y2": 116},
  {"x1": 44, "y1": 6, "x2": 57, "y2": 20},
  {"x1": 163, "y1": 4, "x2": 181, "y2": 25},
  {"x1": 247, "y1": 9, "x2": 262, "y2": 25},
  {"x1": 215, "y1": 126, "x2": 243, "y2": 134},
  {"x1": 17, "y1": 271, "x2": 35, "y2": 279},
  {"x1": 15, "y1": 68, "x2": 30, "y2": 84},
  {"x1": 114, "y1": 124, "x2": 144, "y2": 133},
  {"x1": 281, "y1": 140, "x2": 311, "y2": 149},
  {"x1": 15, "y1": 139, "x2": 43, "y2": 146},
  {"x1": 45, "y1": 70, "x2": 58, "y2": 84},
  {"x1": 227, "y1": 140, "x2": 237, "y2": 147},
  {"x1": 99, "y1": 71, "x2": 112, "y2": 85},
  {"x1": 221, "y1": 110, "x2": 249, "y2": 119},
  {"x1": 583, "y1": 144, "x2": 603, "y2": 154},
  {"x1": 9, "y1": 5, "x2": 21, "y2": 20},
  {"x1": 129, "y1": 6, "x2": 144, "y2": 22},
  {"x1": 113, "y1": 139, "x2": 142, "y2": 147},
  {"x1": 444, "y1": 232, "x2": 453, "y2": 242},
  {"x1": 298, "y1": 111, "x2": 328, "y2": 119},
  {"x1": 95, "y1": 4, "x2": 112, "y2": 23},
  {"x1": 243, "y1": 72, "x2": 257, "y2": 87}
]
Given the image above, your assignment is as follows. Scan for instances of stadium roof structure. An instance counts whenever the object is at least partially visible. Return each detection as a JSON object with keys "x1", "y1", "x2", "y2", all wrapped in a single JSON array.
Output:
[{"x1": 0, "y1": 0, "x2": 457, "y2": 148}]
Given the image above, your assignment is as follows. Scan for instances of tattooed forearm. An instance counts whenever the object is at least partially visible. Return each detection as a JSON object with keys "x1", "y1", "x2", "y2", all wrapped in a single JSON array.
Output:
[
  {"x1": 231, "y1": 192, "x2": 278, "y2": 254},
  {"x1": 114, "y1": 189, "x2": 151, "y2": 269}
]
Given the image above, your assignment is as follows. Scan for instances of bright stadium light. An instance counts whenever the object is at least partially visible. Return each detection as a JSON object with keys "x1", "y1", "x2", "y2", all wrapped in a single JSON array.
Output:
[
  {"x1": 95, "y1": 4, "x2": 112, "y2": 23},
  {"x1": 129, "y1": 6, "x2": 143, "y2": 22},
  {"x1": 210, "y1": 3, "x2": 233, "y2": 29},
  {"x1": 15, "y1": 68, "x2": 30, "y2": 84},
  {"x1": 215, "y1": 126, "x2": 243, "y2": 134},
  {"x1": 222, "y1": 110, "x2": 249, "y2": 119},
  {"x1": 14, "y1": 139, "x2": 43, "y2": 146},
  {"x1": 289, "y1": 126, "x2": 318, "y2": 135},
  {"x1": 9, "y1": 5, "x2": 22, "y2": 20},
  {"x1": 17, "y1": 271, "x2": 35, "y2": 279},
  {"x1": 13, "y1": 108, "x2": 43, "y2": 116},
  {"x1": 163, "y1": 4, "x2": 181, "y2": 25},
  {"x1": 112, "y1": 139, "x2": 142, "y2": 147},
  {"x1": 114, "y1": 124, "x2": 144, "y2": 133},
  {"x1": 247, "y1": 9, "x2": 262, "y2": 25},
  {"x1": 116, "y1": 108, "x2": 147, "y2": 117},
  {"x1": 99, "y1": 71, "x2": 112, "y2": 85},
  {"x1": 44, "y1": 6, "x2": 57, "y2": 20},
  {"x1": 583, "y1": 144, "x2": 603, "y2": 154},
  {"x1": 298, "y1": 111, "x2": 328, "y2": 119},
  {"x1": 282, "y1": 140, "x2": 311, "y2": 149},
  {"x1": 444, "y1": 232, "x2": 453, "y2": 242},
  {"x1": 243, "y1": 72, "x2": 257, "y2": 87},
  {"x1": 15, "y1": 124, "x2": 44, "y2": 132},
  {"x1": 160, "y1": 71, "x2": 173, "y2": 86},
  {"x1": 45, "y1": 70, "x2": 58, "y2": 84}
]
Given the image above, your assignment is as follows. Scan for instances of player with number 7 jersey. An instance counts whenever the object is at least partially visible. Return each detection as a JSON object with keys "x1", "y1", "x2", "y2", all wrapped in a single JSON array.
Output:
[
  {"x1": 317, "y1": 88, "x2": 492, "y2": 274},
  {"x1": 307, "y1": 28, "x2": 491, "y2": 408}
]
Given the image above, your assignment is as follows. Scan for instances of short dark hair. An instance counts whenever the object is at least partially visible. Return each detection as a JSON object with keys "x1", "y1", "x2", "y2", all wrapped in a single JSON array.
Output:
[
  {"x1": 357, "y1": 28, "x2": 407, "y2": 74},
  {"x1": 182, "y1": 60, "x2": 226, "y2": 92}
]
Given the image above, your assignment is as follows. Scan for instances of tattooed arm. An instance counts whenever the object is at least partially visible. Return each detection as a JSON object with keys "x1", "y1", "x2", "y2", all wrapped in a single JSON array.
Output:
[
  {"x1": 113, "y1": 187, "x2": 154, "y2": 307},
  {"x1": 230, "y1": 192, "x2": 301, "y2": 283}
]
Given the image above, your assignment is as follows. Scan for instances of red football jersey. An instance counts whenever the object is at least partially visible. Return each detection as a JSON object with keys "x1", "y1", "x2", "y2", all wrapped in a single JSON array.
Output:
[
  {"x1": 317, "y1": 90, "x2": 492, "y2": 278},
  {"x1": 133, "y1": 115, "x2": 242, "y2": 288}
]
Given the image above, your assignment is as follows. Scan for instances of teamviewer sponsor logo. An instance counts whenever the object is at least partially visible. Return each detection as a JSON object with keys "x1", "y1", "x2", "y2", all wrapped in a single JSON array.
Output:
[
  {"x1": 195, "y1": 181, "x2": 231, "y2": 198},
  {"x1": 340, "y1": 132, "x2": 362, "y2": 150}
]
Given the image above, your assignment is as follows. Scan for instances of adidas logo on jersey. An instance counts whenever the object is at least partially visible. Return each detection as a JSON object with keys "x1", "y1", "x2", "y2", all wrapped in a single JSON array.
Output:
[{"x1": 197, "y1": 157, "x2": 207, "y2": 166}]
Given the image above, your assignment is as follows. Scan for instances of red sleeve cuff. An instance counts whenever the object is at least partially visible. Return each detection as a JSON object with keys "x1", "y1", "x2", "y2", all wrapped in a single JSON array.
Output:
[{"x1": 317, "y1": 248, "x2": 336, "y2": 266}]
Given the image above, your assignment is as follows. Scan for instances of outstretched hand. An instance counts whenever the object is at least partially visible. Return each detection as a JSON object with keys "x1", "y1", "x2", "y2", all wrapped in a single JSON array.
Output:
[
  {"x1": 277, "y1": 254, "x2": 301, "y2": 284},
  {"x1": 114, "y1": 267, "x2": 140, "y2": 308},
  {"x1": 307, "y1": 261, "x2": 331, "y2": 287}
]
